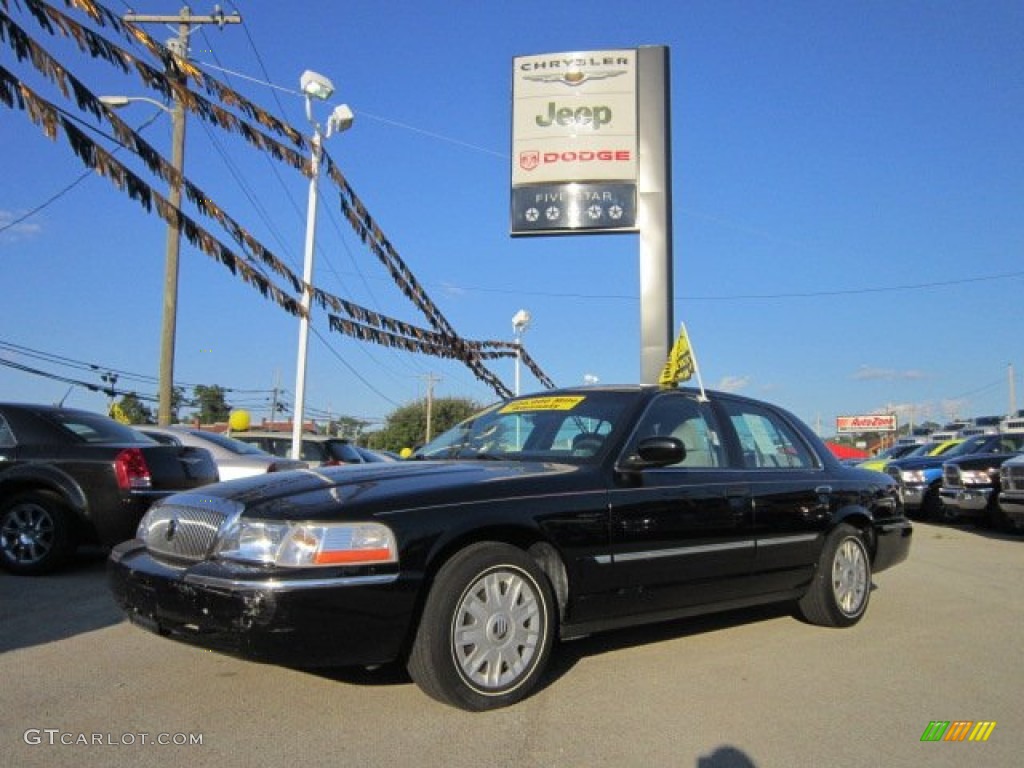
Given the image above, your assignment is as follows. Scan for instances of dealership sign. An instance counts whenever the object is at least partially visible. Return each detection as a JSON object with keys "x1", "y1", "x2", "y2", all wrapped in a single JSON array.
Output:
[
  {"x1": 836, "y1": 414, "x2": 899, "y2": 433},
  {"x1": 511, "y1": 50, "x2": 638, "y2": 235}
]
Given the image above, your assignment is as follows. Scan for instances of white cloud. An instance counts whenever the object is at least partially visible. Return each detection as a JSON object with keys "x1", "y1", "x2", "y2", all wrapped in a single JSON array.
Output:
[
  {"x1": 0, "y1": 210, "x2": 42, "y2": 241},
  {"x1": 852, "y1": 365, "x2": 927, "y2": 382},
  {"x1": 437, "y1": 281, "x2": 466, "y2": 298},
  {"x1": 716, "y1": 375, "x2": 750, "y2": 393}
]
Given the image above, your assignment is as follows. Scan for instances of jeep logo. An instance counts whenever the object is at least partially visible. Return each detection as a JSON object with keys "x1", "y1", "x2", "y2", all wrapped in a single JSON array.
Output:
[{"x1": 535, "y1": 102, "x2": 612, "y2": 130}]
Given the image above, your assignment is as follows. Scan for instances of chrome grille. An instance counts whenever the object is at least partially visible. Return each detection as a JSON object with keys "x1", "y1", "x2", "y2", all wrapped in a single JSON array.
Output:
[
  {"x1": 1003, "y1": 464, "x2": 1024, "y2": 492},
  {"x1": 942, "y1": 465, "x2": 962, "y2": 488},
  {"x1": 139, "y1": 494, "x2": 240, "y2": 562}
]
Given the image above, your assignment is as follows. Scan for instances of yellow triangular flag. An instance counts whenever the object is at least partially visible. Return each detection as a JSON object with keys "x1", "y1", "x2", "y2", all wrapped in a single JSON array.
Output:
[{"x1": 658, "y1": 324, "x2": 695, "y2": 387}]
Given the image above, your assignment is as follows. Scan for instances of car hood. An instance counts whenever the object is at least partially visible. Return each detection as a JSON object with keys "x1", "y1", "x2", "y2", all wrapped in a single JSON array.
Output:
[
  {"x1": 183, "y1": 459, "x2": 593, "y2": 520},
  {"x1": 886, "y1": 456, "x2": 948, "y2": 471}
]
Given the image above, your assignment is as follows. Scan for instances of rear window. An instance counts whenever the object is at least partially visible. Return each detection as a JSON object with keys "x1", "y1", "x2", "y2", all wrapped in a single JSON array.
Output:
[{"x1": 46, "y1": 410, "x2": 154, "y2": 445}]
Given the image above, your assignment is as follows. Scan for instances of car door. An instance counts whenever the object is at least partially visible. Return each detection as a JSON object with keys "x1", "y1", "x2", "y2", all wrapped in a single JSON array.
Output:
[
  {"x1": 714, "y1": 397, "x2": 830, "y2": 593},
  {"x1": 602, "y1": 392, "x2": 755, "y2": 619}
]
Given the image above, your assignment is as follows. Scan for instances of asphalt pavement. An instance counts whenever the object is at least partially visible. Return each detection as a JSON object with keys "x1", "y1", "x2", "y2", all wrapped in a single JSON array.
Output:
[{"x1": 1, "y1": 523, "x2": 1021, "y2": 768}]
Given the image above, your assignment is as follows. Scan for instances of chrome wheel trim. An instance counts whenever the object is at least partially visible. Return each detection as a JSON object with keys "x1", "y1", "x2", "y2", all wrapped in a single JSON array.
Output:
[
  {"x1": 451, "y1": 567, "x2": 545, "y2": 694},
  {"x1": 831, "y1": 537, "x2": 868, "y2": 617},
  {"x1": 1, "y1": 502, "x2": 56, "y2": 565}
]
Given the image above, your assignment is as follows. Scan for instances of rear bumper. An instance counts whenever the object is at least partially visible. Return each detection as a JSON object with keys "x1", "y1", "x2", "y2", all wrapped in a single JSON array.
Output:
[
  {"x1": 872, "y1": 519, "x2": 913, "y2": 573},
  {"x1": 107, "y1": 541, "x2": 418, "y2": 668}
]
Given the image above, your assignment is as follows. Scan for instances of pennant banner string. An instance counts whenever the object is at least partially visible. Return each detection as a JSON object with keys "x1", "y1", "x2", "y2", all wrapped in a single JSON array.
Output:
[
  {"x1": 0, "y1": 66, "x2": 304, "y2": 319},
  {"x1": 31, "y1": 0, "x2": 306, "y2": 148}
]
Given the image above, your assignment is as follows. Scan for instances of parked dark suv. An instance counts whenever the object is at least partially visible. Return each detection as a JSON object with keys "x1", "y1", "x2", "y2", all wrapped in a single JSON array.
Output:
[{"x1": 0, "y1": 403, "x2": 218, "y2": 574}]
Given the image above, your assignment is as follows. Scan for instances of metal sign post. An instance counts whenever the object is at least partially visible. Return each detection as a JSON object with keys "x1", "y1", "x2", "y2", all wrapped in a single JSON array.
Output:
[{"x1": 636, "y1": 46, "x2": 673, "y2": 384}]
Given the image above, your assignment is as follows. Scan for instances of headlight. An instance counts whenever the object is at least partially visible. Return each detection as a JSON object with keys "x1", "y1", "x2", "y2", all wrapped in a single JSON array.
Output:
[
  {"x1": 900, "y1": 470, "x2": 926, "y2": 484},
  {"x1": 215, "y1": 520, "x2": 398, "y2": 567},
  {"x1": 959, "y1": 469, "x2": 995, "y2": 485}
]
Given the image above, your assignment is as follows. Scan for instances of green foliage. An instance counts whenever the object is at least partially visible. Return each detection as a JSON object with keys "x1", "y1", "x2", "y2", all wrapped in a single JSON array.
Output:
[
  {"x1": 113, "y1": 393, "x2": 153, "y2": 424},
  {"x1": 192, "y1": 384, "x2": 230, "y2": 424},
  {"x1": 374, "y1": 397, "x2": 482, "y2": 452}
]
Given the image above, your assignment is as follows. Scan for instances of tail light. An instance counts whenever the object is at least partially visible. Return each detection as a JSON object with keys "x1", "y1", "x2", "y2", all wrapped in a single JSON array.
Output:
[{"x1": 114, "y1": 448, "x2": 152, "y2": 490}]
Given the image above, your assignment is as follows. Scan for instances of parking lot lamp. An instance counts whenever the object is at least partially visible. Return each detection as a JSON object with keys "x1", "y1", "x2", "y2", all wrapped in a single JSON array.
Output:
[
  {"x1": 512, "y1": 309, "x2": 531, "y2": 397},
  {"x1": 291, "y1": 70, "x2": 354, "y2": 460}
]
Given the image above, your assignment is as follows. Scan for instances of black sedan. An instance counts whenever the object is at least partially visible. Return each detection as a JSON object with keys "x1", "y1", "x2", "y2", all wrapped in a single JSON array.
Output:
[
  {"x1": 109, "y1": 386, "x2": 911, "y2": 710},
  {"x1": 1, "y1": 403, "x2": 218, "y2": 574}
]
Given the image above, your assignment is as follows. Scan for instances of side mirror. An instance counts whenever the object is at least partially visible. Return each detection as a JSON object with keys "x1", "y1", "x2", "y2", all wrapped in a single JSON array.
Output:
[{"x1": 620, "y1": 436, "x2": 686, "y2": 470}]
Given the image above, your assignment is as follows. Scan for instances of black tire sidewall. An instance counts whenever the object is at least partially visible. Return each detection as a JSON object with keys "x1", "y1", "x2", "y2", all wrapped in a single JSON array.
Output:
[
  {"x1": 408, "y1": 542, "x2": 556, "y2": 711},
  {"x1": 0, "y1": 490, "x2": 75, "y2": 575},
  {"x1": 798, "y1": 523, "x2": 871, "y2": 628}
]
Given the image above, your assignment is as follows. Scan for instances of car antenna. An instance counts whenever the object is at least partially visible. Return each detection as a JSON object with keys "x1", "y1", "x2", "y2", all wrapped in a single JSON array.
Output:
[{"x1": 55, "y1": 385, "x2": 75, "y2": 408}]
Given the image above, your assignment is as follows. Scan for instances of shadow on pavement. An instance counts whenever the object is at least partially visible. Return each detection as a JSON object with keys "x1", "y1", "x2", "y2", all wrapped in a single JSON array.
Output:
[{"x1": 0, "y1": 546, "x2": 124, "y2": 654}]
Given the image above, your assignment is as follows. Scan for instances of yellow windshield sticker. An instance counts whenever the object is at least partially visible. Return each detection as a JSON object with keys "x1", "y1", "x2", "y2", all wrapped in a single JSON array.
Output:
[{"x1": 499, "y1": 396, "x2": 586, "y2": 414}]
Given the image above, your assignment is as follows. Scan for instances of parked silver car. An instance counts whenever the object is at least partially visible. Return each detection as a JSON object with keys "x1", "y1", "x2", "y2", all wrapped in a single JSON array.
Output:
[
  {"x1": 141, "y1": 427, "x2": 307, "y2": 481},
  {"x1": 232, "y1": 431, "x2": 373, "y2": 468}
]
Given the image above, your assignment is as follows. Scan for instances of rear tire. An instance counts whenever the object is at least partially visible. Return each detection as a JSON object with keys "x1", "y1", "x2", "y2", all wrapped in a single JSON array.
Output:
[
  {"x1": 407, "y1": 542, "x2": 555, "y2": 711},
  {"x1": 798, "y1": 524, "x2": 871, "y2": 628},
  {"x1": 0, "y1": 490, "x2": 77, "y2": 575}
]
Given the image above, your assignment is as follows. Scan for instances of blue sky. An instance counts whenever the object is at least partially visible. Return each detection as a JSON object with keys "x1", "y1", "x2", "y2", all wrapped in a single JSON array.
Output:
[{"x1": 1, "y1": 0, "x2": 1022, "y2": 435}]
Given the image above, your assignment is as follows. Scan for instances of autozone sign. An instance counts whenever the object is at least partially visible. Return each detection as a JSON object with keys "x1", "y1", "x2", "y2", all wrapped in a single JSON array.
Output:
[{"x1": 836, "y1": 414, "x2": 899, "y2": 433}]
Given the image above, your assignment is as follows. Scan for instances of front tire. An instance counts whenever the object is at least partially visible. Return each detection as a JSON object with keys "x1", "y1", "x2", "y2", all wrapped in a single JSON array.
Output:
[
  {"x1": 798, "y1": 524, "x2": 871, "y2": 628},
  {"x1": 0, "y1": 490, "x2": 77, "y2": 575},
  {"x1": 407, "y1": 542, "x2": 555, "y2": 711}
]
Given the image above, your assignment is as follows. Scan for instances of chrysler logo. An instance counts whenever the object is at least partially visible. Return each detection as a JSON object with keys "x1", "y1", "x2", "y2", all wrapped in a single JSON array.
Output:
[{"x1": 523, "y1": 69, "x2": 627, "y2": 88}]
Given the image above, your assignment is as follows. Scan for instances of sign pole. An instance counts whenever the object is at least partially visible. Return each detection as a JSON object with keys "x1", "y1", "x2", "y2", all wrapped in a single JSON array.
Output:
[{"x1": 636, "y1": 46, "x2": 673, "y2": 384}]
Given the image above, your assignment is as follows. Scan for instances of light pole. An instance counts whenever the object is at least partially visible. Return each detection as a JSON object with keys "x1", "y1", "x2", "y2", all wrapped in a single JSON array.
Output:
[
  {"x1": 99, "y1": 92, "x2": 183, "y2": 425},
  {"x1": 291, "y1": 70, "x2": 354, "y2": 460},
  {"x1": 512, "y1": 309, "x2": 531, "y2": 397}
]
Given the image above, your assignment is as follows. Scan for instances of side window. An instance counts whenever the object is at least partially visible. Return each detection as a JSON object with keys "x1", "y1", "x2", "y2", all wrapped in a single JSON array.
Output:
[
  {"x1": 631, "y1": 394, "x2": 722, "y2": 468},
  {"x1": 720, "y1": 400, "x2": 816, "y2": 469},
  {"x1": 0, "y1": 414, "x2": 15, "y2": 448}
]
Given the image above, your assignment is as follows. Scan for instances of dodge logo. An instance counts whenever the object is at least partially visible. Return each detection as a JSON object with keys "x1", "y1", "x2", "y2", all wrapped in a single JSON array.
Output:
[
  {"x1": 519, "y1": 151, "x2": 540, "y2": 171},
  {"x1": 165, "y1": 516, "x2": 178, "y2": 542}
]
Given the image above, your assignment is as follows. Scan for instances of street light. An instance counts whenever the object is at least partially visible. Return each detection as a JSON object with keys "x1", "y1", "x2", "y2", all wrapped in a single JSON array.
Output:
[
  {"x1": 291, "y1": 70, "x2": 354, "y2": 460},
  {"x1": 512, "y1": 309, "x2": 531, "y2": 397},
  {"x1": 100, "y1": 92, "x2": 183, "y2": 426}
]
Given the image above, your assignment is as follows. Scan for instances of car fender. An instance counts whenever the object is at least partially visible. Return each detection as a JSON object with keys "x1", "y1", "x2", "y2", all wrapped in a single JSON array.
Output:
[{"x1": 0, "y1": 463, "x2": 89, "y2": 518}]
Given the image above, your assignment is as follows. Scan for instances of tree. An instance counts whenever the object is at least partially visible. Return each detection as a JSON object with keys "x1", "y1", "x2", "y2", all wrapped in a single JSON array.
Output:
[
  {"x1": 376, "y1": 397, "x2": 481, "y2": 452},
  {"x1": 192, "y1": 385, "x2": 230, "y2": 424},
  {"x1": 113, "y1": 393, "x2": 153, "y2": 424}
]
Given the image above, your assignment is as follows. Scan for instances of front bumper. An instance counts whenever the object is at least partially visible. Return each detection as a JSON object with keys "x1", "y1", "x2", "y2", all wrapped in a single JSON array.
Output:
[
  {"x1": 871, "y1": 518, "x2": 913, "y2": 573},
  {"x1": 108, "y1": 540, "x2": 419, "y2": 668},
  {"x1": 999, "y1": 492, "x2": 1024, "y2": 525},
  {"x1": 900, "y1": 483, "x2": 927, "y2": 510},
  {"x1": 938, "y1": 487, "x2": 993, "y2": 517}
]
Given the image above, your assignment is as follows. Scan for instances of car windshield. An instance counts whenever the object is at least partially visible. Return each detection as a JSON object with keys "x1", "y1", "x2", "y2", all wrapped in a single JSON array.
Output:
[
  {"x1": 941, "y1": 435, "x2": 989, "y2": 458},
  {"x1": 415, "y1": 391, "x2": 633, "y2": 462}
]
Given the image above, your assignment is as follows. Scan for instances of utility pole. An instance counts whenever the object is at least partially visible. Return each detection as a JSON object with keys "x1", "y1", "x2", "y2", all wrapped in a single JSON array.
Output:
[
  {"x1": 421, "y1": 373, "x2": 441, "y2": 444},
  {"x1": 1010, "y1": 363, "x2": 1017, "y2": 417},
  {"x1": 123, "y1": 6, "x2": 241, "y2": 424}
]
